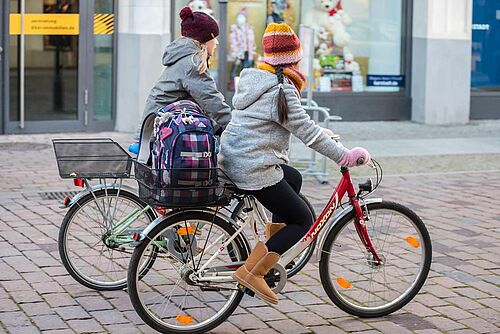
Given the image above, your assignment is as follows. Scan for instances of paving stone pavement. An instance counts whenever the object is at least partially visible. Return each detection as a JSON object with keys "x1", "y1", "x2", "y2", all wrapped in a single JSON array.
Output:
[{"x1": 0, "y1": 132, "x2": 499, "y2": 334}]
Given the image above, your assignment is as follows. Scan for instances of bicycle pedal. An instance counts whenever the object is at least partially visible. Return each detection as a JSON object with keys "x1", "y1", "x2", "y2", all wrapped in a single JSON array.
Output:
[{"x1": 242, "y1": 287, "x2": 255, "y2": 297}]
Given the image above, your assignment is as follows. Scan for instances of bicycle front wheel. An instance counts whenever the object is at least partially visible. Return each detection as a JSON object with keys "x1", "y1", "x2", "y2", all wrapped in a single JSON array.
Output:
[
  {"x1": 59, "y1": 188, "x2": 156, "y2": 290},
  {"x1": 319, "y1": 201, "x2": 432, "y2": 317},
  {"x1": 127, "y1": 211, "x2": 248, "y2": 334}
]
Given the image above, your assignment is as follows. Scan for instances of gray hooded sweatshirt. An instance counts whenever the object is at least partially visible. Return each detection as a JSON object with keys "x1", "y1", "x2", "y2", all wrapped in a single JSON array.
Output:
[
  {"x1": 219, "y1": 68, "x2": 348, "y2": 190},
  {"x1": 137, "y1": 38, "x2": 231, "y2": 137}
]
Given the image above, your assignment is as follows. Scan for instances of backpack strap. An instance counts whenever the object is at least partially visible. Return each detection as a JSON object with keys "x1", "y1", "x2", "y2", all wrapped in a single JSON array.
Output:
[{"x1": 137, "y1": 112, "x2": 158, "y2": 163}]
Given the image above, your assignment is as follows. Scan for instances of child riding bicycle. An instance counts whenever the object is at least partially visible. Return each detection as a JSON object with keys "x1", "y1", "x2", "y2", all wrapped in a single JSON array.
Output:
[
  {"x1": 219, "y1": 23, "x2": 371, "y2": 304},
  {"x1": 131, "y1": 6, "x2": 231, "y2": 151}
]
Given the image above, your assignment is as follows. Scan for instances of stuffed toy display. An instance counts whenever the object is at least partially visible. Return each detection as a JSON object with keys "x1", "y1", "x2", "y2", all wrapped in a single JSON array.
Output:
[
  {"x1": 303, "y1": 0, "x2": 351, "y2": 48},
  {"x1": 328, "y1": 1, "x2": 352, "y2": 49},
  {"x1": 303, "y1": 0, "x2": 359, "y2": 92}
]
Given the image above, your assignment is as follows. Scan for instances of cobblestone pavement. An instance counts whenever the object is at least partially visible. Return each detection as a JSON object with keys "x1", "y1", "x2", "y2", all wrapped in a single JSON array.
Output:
[{"x1": 0, "y1": 133, "x2": 499, "y2": 334}]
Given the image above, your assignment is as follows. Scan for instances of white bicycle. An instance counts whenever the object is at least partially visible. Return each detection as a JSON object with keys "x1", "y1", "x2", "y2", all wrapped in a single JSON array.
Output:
[{"x1": 127, "y1": 158, "x2": 432, "y2": 334}]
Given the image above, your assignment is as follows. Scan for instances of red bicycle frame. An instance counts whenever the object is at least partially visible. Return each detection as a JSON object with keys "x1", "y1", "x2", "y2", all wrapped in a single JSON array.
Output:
[{"x1": 301, "y1": 167, "x2": 382, "y2": 264}]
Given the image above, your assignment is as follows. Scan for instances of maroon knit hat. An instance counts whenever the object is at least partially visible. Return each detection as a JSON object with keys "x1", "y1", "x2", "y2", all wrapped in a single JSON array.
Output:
[{"x1": 180, "y1": 7, "x2": 219, "y2": 44}]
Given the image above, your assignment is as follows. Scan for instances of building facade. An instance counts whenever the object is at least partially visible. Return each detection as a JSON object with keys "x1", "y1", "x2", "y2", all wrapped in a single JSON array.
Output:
[{"x1": 0, "y1": 0, "x2": 498, "y2": 134}]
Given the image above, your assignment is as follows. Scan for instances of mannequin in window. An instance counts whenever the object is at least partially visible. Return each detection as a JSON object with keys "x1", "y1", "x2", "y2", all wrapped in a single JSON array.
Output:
[{"x1": 229, "y1": 8, "x2": 256, "y2": 90}]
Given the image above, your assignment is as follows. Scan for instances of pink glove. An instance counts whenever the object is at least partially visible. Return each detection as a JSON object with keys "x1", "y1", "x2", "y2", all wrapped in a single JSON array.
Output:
[{"x1": 340, "y1": 147, "x2": 371, "y2": 167}]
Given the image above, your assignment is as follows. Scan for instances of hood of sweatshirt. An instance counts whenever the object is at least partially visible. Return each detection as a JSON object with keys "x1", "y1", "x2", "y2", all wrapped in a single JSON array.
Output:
[
  {"x1": 162, "y1": 38, "x2": 197, "y2": 66},
  {"x1": 232, "y1": 68, "x2": 279, "y2": 110}
]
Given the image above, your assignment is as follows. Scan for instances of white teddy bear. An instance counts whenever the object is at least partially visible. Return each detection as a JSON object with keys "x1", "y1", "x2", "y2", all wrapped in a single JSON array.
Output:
[
  {"x1": 343, "y1": 50, "x2": 360, "y2": 73},
  {"x1": 303, "y1": 0, "x2": 352, "y2": 48},
  {"x1": 188, "y1": 0, "x2": 214, "y2": 17}
]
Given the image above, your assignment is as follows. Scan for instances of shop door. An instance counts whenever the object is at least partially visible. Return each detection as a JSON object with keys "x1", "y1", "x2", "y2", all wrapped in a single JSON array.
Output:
[{"x1": 6, "y1": 0, "x2": 87, "y2": 133}]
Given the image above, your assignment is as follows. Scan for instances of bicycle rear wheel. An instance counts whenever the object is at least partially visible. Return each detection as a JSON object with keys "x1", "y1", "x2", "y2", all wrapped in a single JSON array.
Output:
[
  {"x1": 319, "y1": 201, "x2": 432, "y2": 317},
  {"x1": 58, "y1": 188, "x2": 156, "y2": 290},
  {"x1": 127, "y1": 211, "x2": 248, "y2": 334}
]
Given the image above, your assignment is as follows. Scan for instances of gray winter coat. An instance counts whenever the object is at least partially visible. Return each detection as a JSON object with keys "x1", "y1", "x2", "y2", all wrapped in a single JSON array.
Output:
[
  {"x1": 219, "y1": 68, "x2": 348, "y2": 190},
  {"x1": 136, "y1": 38, "x2": 231, "y2": 138}
]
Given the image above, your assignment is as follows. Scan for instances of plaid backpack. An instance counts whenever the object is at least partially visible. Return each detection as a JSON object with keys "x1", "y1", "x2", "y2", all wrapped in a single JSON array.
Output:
[{"x1": 136, "y1": 100, "x2": 218, "y2": 207}]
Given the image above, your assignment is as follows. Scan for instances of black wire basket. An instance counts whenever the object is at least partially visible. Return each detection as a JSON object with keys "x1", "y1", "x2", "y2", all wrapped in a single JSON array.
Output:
[
  {"x1": 52, "y1": 138, "x2": 132, "y2": 179},
  {"x1": 134, "y1": 161, "x2": 236, "y2": 208}
]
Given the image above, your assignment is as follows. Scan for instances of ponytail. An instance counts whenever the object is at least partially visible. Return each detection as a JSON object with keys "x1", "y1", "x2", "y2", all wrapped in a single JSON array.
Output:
[{"x1": 275, "y1": 66, "x2": 289, "y2": 123}]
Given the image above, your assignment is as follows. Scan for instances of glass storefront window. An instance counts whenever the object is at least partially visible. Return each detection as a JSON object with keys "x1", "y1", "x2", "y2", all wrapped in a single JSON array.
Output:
[
  {"x1": 471, "y1": 0, "x2": 500, "y2": 91},
  {"x1": 301, "y1": 0, "x2": 403, "y2": 93},
  {"x1": 222, "y1": 0, "x2": 404, "y2": 93},
  {"x1": 9, "y1": 0, "x2": 79, "y2": 122},
  {"x1": 225, "y1": 0, "x2": 301, "y2": 91},
  {"x1": 172, "y1": 1, "x2": 406, "y2": 94},
  {"x1": 93, "y1": 0, "x2": 114, "y2": 121}
]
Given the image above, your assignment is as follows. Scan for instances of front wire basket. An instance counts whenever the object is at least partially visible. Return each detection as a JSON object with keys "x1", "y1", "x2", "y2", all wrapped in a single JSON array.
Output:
[
  {"x1": 134, "y1": 161, "x2": 236, "y2": 209},
  {"x1": 52, "y1": 138, "x2": 132, "y2": 179}
]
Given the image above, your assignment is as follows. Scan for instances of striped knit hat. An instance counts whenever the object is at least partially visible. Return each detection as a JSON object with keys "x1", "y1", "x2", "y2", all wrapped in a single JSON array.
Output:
[{"x1": 262, "y1": 23, "x2": 302, "y2": 66}]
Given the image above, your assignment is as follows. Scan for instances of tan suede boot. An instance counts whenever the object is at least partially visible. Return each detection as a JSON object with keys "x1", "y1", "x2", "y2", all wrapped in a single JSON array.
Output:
[
  {"x1": 233, "y1": 241, "x2": 267, "y2": 279},
  {"x1": 233, "y1": 242, "x2": 280, "y2": 304},
  {"x1": 265, "y1": 222, "x2": 286, "y2": 240}
]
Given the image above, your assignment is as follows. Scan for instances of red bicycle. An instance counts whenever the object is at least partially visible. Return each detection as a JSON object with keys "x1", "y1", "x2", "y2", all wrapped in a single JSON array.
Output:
[{"x1": 127, "y1": 156, "x2": 432, "y2": 334}]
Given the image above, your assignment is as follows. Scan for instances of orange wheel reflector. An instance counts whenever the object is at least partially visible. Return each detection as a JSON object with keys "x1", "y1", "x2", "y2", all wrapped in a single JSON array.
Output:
[
  {"x1": 337, "y1": 277, "x2": 351, "y2": 289},
  {"x1": 176, "y1": 315, "x2": 193, "y2": 324},
  {"x1": 406, "y1": 236, "x2": 419, "y2": 248},
  {"x1": 177, "y1": 226, "x2": 196, "y2": 236}
]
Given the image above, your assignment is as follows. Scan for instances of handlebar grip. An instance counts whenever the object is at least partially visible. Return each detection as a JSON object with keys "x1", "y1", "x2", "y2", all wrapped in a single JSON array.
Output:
[{"x1": 356, "y1": 157, "x2": 365, "y2": 166}]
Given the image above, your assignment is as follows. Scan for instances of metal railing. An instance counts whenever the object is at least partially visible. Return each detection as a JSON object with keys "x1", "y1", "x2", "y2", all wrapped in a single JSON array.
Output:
[{"x1": 289, "y1": 99, "x2": 342, "y2": 184}]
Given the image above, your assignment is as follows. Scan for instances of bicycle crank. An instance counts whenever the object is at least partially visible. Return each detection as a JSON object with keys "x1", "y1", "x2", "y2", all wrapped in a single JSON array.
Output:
[{"x1": 266, "y1": 263, "x2": 287, "y2": 294}]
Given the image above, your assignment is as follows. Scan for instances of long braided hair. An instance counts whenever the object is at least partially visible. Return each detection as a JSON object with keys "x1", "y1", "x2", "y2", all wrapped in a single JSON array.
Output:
[{"x1": 275, "y1": 66, "x2": 290, "y2": 123}]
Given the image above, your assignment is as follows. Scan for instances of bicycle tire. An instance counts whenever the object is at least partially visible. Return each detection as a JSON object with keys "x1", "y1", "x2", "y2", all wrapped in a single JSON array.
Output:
[
  {"x1": 58, "y1": 188, "x2": 157, "y2": 290},
  {"x1": 319, "y1": 201, "x2": 432, "y2": 318},
  {"x1": 128, "y1": 211, "x2": 248, "y2": 334},
  {"x1": 230, "y1": 193, "x2": 317, "y2": 278}
]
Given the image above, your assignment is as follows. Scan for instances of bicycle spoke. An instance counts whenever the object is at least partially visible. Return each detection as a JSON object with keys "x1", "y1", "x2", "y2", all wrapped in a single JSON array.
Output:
[
  {"x1": 130, "y1": 214, "x2": 244, "y2": 332},
  {"x1": 62, "y1": 190, "x2": 154, "y2": 289},
  {"x1": 325, "y1": 204, "x2": 428, "y2": 314}
]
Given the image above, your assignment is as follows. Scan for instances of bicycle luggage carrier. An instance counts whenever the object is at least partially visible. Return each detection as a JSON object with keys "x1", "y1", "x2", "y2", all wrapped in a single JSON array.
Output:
[
  {"x1": 52, "y1": 138, "x2": 132, "y2": 179},
  {"x1": 134, "y1": 161, "x2": 236, "y2": 208}
]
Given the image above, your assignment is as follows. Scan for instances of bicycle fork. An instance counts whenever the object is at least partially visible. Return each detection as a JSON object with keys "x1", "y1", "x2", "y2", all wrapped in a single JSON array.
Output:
[{"x1": 352, "y1": 197, "x2": 383, "y2": 264}]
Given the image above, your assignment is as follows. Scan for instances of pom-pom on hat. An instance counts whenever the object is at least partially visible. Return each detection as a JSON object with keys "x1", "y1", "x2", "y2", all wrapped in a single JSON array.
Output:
[
  {"x1": 180, "y1": 7, "x2": 219, "y2": 43},
  {"x1": 262, "y1": 23, "x2": 303, "y2": 66}
]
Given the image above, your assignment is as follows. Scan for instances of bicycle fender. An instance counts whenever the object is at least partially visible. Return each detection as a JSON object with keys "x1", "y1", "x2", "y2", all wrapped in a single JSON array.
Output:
[
  {"x1": 133, "y1": 209, "x2": 222, "y2": 244},
  {"x1": 315, "y1": 198, "x2": 383, "y2": 261},
  {"x1": 133, "y1": 208, "x2": 252, "y2": 253},
  {"x1": 66, "y1": 184, "x2": 137, "y2": 208}
]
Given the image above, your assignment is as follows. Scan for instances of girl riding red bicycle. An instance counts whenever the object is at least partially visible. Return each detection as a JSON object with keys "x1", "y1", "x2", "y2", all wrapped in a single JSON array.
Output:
[{"x1": 219, "y1": 22, "x2": 371, "y2": 304}]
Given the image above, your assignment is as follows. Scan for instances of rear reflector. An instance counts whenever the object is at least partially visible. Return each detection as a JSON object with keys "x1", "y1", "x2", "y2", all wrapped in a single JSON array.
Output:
[{"x1": 73, "y1": 178, "x2": 84, "y2": 187}]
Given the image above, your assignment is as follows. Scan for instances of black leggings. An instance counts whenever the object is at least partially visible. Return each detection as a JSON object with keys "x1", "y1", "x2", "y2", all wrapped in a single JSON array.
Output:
[{"x1": 248, "y1": 165, "x2": 313, "y2": 255}]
